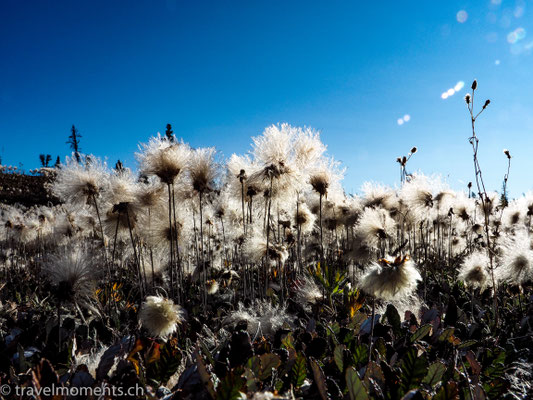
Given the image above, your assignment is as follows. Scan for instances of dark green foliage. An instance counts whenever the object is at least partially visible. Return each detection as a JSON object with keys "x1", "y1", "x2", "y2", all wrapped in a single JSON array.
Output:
[
  {"x1": 385, "y1": 304, "x2": 401, "y2": 337},
  {"x1": 400, "y1": 347, "x2": 429, "y2": 394},
  {"x1": 422, "y1": 361, "x2": 446, "y2": 388},
  {"x1": 291, "y1": 353, "x2": 307, "y2": 389},
  {"x1": 346, "y1": 367, "x2": 369, "y2": 400}
]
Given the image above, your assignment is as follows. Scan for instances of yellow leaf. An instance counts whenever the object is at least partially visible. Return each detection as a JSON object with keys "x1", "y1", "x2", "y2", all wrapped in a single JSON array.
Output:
[{"x1": 146, "y1": 342, "x2": 161, "y2": 364}]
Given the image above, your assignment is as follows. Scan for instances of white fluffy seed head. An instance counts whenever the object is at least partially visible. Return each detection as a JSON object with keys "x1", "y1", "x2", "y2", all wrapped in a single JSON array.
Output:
[
  {"x1": 43, "y1": 244, "x2": 99, "y2": 301},
  {"x1": 223, "y1": 300, "x2": 293, "y2": 338},
  {"x1": 137, "y1": 134, "x2": 191, "y2": 185},
  {"x1": 188, "y1": 147, "x2": 218, "y2": 194},
  {"x1": 458, "y1": 251, "x2": 492, "y2": 291},
  {"x1": 139, "y1": 295, "x2": 185, "y2": 338},
  {"x1": 293, "y1": 273, "x2": 322, "y2": 311},
  {"x1": 359, "y1": 255, "x2": 421, "y2": 300},
  {"x1": 355, "y1": 207, "x2": 396, "y2": 250},
  {"x1": 497, "y1": 230, "x2": 533, "y2": 286},
  {"x1": 52, "y1": 155, "x2": 109, "y2": 205}
]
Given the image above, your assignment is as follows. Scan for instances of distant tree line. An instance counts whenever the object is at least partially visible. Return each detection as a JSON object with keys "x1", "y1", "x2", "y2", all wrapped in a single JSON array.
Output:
[{"x1": 33, "y1": 123, "x2": 175, "y2": 171}]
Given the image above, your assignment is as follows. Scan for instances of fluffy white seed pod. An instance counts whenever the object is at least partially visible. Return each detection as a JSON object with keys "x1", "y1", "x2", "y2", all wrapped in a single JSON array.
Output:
[
  {"x1": 458, "y1": 251, "x2": 492, "y2": 292},
  {"x1": 43, "y1": 245, "x2": 99, "y2": 301},
  {"x1": 136, "y1": 134, "x2": 191, "y2": 185},
  {"x1": 354, "y1": 207, "x2": 396, "y2": 250},
  {"x1": 359, "y1": 255, "x2": 421, "y2": 301},
  {"x1": 52, "y1": 155, "x2": 109, "y2": 205},
  {"x1": 139, "y1": 295, "x2": 185, "y2": 338},
  {"x1": 223, "y1": 300, "x2": 293, "y2": 338},
  {"x1": 497, "y1": 230, "x2": 533, "y2": 286}
]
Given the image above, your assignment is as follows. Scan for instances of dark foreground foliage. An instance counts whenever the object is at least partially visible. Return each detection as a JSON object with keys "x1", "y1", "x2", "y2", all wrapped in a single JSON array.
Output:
[{"x1": 0, "y1": 260, "x2": 531, "y2": 399}]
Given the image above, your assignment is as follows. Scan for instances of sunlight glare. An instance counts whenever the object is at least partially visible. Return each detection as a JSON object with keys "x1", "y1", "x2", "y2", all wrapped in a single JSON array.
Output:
[{"x1": 456, "y1": 10, "x2": 468, "y2": 23}]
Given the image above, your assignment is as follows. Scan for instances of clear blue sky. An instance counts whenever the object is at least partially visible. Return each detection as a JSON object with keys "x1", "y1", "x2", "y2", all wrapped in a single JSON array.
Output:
[{"x1": 1, "y1": 1, "x2": 532, "y2": 196}]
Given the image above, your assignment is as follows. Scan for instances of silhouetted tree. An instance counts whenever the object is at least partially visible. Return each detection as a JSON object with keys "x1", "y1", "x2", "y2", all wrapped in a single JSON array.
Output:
[
  {"x1": 54, "y1": 156, "x2": 61, "y2": 168},
  {"x1": 115, "y1": 159, "x2": 124, "y2": 172},
  {"x1": 500, "y1": 182, "x2": 509, "y2": 208},
  {"x1": 40, "y1": 154, "x2": 52, "y2": 167},
  {"x1": 165, "y1": 124, "x2": 174, "y2": 142},
  {"x1": 67, "y1": 125, "x2": 82, "y2": 163}
]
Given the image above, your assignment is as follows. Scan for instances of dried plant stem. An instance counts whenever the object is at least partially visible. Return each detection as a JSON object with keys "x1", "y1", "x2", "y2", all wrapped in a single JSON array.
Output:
[
  {"x1": 167, "y1": 184, "x2": 175, "y2": 298},
  {"x1": 368, "y1": 296, "x2": 375, "y2": 365},
  {"x1": 466, "y1": 83, "x2": 498, "y2": 325}
]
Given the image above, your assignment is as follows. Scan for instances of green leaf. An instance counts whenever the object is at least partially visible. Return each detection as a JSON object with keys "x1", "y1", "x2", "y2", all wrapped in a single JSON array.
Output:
[
  {"x1": 486, "y1": 348, "x2": 506, "y2": 366},
  {"x1": 353, "y1": 344, "x2": 369, "y2": 367},
  {"x1": 374, "y1": 337, "x2": 387, "y2": 360},
  {"x1": 422, "y1": 362, "x2": 446, "y2": 387},
  {"x1": 17, "y1": 344, "x2": 27, "y2": 371},
  {"x1": 291, "y1": 353, "x2": 307, "y2": 389},
  {"x1": 243, "y1": 368, "x2": 258, "y2": 393},
  {"x1": 310, "y1": 357, "x2": 328, "y2": 400},
  {"x1": 385, "y1": 304, "x2": 401, "y2": 336},
  {"x1": 259, "y1": 353, "x2": 281, "y2": 380},
  {"x1": 281, "y1": 332, "x2": 295, "y2": 350},
  {"x1": 216, "y1": 369, "x2": 245, "y2": 400},
  {"x1": 195, "y1": 351, "x2": 215, "y2": 399},
  {"x1": 438, "y1": 327, "x2": 455, "y2": 342},
  {"x1": 434, "y1": 381, "x2": 459, "y2": 400},
  {"x1": 483, "y1": 363, "x2": 505, "y2": 380},
  {"x1": 400, "y1": 348, "x2": 428, "y2": 394},
  {"x1": 246, "y1": 355, "x2": 261, "y2": 376},
  {"x1": 334, "y1": 345, "x2": 345, "y2": 372},
  {"x1": 329, "y1": 322, "x2": 341, "y2": 336},
  {"x1": 410, "y1": 324, "x2": 432, "y2": 343},
  {"x1": 456, "y1": 339, "x2": 476, "y2": 350},
  {"x1": 363, "y1": 361, "x2": 385, "y2": 390},
  {"x1": 483, "y1": 377, "x2": 510, "y2": 398},
  {"x1": 346, "y1": 366, "x2": 369, "y2": 400},
  {"x1": 348, "y1": 311, "x2": 367, "y2": 332}
]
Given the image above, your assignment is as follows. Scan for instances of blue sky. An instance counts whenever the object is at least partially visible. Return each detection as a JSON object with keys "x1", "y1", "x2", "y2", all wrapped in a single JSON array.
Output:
[{"x1": 1, "y1": 1, "x2": 532, "y2": 196}]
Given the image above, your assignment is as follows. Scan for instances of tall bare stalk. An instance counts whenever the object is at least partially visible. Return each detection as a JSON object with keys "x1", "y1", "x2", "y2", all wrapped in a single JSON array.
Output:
[{"x1": 465, "y1": 80, "x2": 498, "y2": 325}]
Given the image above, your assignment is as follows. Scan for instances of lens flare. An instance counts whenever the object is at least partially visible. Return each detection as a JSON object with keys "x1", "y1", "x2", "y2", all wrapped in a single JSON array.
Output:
[
  {"x1": 397, "y1": 118, "x2": 404, "y2": 126},
  {"x1": 514, "y1": 6, "x2": 524, "y2": 18},
  {"x1": 507, "y1": 27, "x2": 526, "y2": 44},
  {"x1": 457, "y1": 10, "x2": 468, "y2": 23},
  {"x1": 403, "y1": 114, "x2": 411, "y2": 122},
  {"x1": 454, "y1": 81, "x2": 465, "y2": 91}
]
